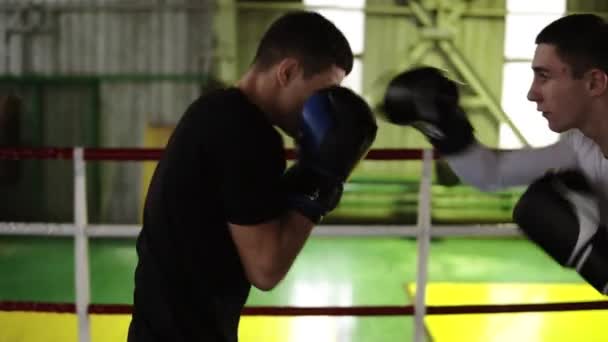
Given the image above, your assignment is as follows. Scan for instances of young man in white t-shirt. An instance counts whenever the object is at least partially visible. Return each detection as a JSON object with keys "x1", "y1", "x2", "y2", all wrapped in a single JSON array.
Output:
[{"x1": 382, "y1": 14, "x2": 608, "y2": 294}]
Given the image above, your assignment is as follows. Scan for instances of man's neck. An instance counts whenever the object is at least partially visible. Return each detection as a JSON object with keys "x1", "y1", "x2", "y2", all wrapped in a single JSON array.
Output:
[{"x1": 236, "y1": 70, "x2": 277, "y2": 121}]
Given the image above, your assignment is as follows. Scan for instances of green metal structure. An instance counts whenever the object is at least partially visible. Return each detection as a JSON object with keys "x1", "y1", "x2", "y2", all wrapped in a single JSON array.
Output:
[{"x1": 1, "y1": 0, "x2": 608, "y2": 224}]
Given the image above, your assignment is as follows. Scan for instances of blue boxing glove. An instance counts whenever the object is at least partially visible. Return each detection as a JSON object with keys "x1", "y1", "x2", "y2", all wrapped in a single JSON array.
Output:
[{"x1": 283, "y1": 86, "x2": 377, "y2": 223}]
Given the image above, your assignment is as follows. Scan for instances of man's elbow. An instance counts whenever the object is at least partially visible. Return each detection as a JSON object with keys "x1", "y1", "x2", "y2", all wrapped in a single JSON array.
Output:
[
  {"x1": 251, "y1": 279, "x2": 279, "y2": 291},
  {"x1": 246, "y1": 266, "x2": 286, "y2": 291}
]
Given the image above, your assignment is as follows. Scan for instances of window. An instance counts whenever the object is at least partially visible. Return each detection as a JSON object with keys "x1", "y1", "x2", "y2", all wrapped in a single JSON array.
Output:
[
  {"x1": 304, "y1": 0, "x2": 365, "y2": 95},
  {"x1": 500, "y1": 0, "x2": 565, "y2": 148}
]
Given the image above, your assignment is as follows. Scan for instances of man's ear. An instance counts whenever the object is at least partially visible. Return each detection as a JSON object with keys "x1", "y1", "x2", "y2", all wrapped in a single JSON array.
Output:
[
  {"x1": 588, "y1": 68, "x2": 608, "y2": 96},
  {"x1": 276, "y1": 58, "x2": 300, "y2": 87}
]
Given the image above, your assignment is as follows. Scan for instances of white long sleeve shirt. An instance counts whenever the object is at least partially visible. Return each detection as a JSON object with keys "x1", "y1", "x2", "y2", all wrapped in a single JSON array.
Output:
[{"x1": 445, "y1": 129, "x2": 608, "y2": 225}]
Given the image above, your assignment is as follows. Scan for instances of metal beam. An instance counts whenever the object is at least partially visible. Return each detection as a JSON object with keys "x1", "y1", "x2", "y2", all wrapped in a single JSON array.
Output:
[
  {"x1": 0, "y1": 2, "x2": 605, "y2": 19},
  {"x1": 405, "y1": 0, "x2": 530, "y2": 147},
  {"x1": 439, "y1": 40, "x2": 530, "y2": 146}
]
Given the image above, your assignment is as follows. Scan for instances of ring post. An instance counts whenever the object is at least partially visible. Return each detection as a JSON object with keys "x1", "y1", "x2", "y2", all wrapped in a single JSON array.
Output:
[
  {"x1": 414, "y1": 148, "x2": 433, "y2": 342},
  {"x1": 74, "y1": 147, "x2": 91, "y2": 342}
]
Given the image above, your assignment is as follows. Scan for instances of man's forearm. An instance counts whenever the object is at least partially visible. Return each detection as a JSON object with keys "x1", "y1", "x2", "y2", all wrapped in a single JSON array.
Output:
[
  {"x1": 445, "y1": 139, "x2": 578, "y2": 191},
  {"x1": 274, "y1": 210, "x2": 316, "y2": 277}
]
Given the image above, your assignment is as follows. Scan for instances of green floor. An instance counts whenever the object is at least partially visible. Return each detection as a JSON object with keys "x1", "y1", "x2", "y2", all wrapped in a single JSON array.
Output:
[{"x1": 0, "y1": 236, "x2": 590, "y2": 341}]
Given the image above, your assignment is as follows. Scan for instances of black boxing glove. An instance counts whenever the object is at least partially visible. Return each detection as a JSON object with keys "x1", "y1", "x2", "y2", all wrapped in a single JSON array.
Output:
[
  {"x1": 283, "y1": 86, "x2": 378, "y2": 223},
  {"x1": 382, "y1": 66, "x2": 474, "y2": 155},
  {"x1": 513, "y1": 170, "x2": 608, "y2": 295}
]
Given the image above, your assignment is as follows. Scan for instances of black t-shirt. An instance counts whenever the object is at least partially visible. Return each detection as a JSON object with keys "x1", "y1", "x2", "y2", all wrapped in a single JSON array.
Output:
[{"x1": 128, "y1": 87, "x2": 287, "y2": 342}]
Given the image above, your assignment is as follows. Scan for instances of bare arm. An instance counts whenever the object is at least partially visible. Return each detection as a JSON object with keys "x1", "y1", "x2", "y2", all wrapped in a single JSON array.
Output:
[
  {"x1": 229, "y1": 211, "x2": 314, "y2": 291},
  {"x1": 445, "y1": 137, "x2": 578, "y2": 191},
  {"x1": 226, "y1": 85, "x2": 376, "y2": 292}
]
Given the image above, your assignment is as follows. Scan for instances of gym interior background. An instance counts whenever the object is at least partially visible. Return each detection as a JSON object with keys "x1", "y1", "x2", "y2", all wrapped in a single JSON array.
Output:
[{"x1": 1, "y1": 0, "x2": 608, "y2": 341}]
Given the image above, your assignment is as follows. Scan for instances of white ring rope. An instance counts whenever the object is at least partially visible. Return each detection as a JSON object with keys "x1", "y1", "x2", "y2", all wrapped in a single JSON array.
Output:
[{"x1": 0, "y1": 223, "x2": 521, "y2": 238}]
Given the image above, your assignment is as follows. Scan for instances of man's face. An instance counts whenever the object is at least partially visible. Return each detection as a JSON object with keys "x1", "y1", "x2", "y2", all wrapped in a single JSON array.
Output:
[
  {"x1": 527, "y1": 43, "x2": 591, "y2": 133},
  {"x1": 278, "y1": 64, "x2": 346, "y2": 136}
]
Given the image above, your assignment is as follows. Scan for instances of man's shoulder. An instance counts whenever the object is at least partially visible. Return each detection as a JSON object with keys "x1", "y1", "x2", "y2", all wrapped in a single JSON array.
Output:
[
  {"x1": 185, "y1": 87, "x2": 263, "y2": 128},
  {"x1": 563, "y1": 129, "x2": 595, "y2": 149},
  {"x1": 562, "y1": 129, "x2": 602, "y2": 164},
  {"x1": 190, "y1": 87, "x2": 248, "y2": 112}
]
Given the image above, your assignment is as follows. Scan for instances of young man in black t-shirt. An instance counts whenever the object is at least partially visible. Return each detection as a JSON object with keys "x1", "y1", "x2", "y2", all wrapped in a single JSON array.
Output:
[{"x1": 128, "y1": 11, "x2": 377, "y2": 342}]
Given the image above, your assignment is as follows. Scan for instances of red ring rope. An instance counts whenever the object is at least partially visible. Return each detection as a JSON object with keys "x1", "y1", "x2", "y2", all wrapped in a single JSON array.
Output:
[
  {"x1": 1, "y1": 301, "x2": 607, "y2": 316},
  {"x1": 0, "y1": 147, "x2": 438, "y2": 161}
]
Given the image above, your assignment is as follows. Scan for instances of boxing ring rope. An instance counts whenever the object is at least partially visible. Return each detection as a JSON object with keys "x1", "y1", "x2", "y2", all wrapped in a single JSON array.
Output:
[
  {"x1": 0, "y1": 147, "x2": 605, "y2": 342},
  {"x1": 3, "y1": 300, "x2": 608, "y2": 315},
  {"x1": 0, "y1": 222, "x2": 521, "y2": 238}
]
